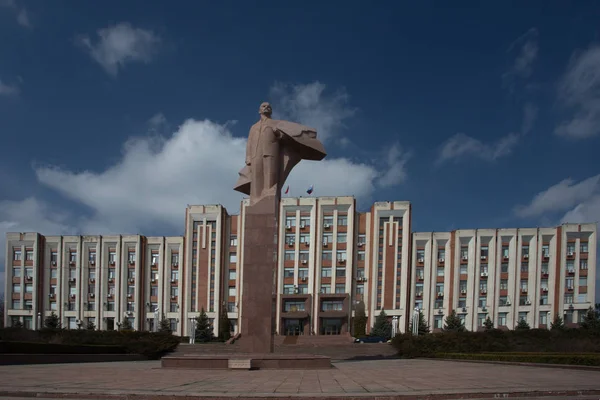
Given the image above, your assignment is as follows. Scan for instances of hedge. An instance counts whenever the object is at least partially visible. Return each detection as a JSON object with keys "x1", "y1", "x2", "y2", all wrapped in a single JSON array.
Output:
[
  {"x1": 0, "y1": 328, "x2": 179, "y2": 359},
  {"x1": 0, "y1": 341, "x2": 126, "y2": 355},
  {"x1": 391, "y1": 329, "x2": 600, "y2": 358},
  {"x1": 433, "y1": 352, "x2": 600, "y2": 366}
]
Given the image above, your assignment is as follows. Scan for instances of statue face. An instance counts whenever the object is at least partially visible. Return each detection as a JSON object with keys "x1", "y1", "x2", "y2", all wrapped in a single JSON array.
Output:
[{"x1": 259, "y1": 102, "x2": 272, "y2": 117}]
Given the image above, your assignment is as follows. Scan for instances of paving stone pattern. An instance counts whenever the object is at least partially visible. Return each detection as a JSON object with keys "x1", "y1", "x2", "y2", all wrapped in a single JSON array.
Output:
[{"x1": 0, "y1": 359, "x2": 599, "y2": 398}]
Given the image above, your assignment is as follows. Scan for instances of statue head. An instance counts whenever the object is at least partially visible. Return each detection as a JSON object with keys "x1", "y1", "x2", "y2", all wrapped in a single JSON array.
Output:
[{"x1": 259, "y1": 102, "x2": 272, "y2": 118}]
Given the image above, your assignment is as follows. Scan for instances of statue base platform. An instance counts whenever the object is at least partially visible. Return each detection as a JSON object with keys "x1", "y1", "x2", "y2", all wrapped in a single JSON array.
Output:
[{"x1": 161, "y1": 353, "x2": 331, "y2": 370}]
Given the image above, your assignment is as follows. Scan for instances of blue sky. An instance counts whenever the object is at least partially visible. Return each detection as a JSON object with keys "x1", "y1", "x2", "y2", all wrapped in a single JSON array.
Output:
[{"x1": 1, "y1": 1, "x2": 600, "y2": 298}]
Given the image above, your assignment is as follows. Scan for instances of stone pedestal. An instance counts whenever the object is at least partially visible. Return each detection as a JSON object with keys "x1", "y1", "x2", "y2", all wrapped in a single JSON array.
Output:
[{"x1": 237, "y1": 195, "x2": 279, "y2": 354}]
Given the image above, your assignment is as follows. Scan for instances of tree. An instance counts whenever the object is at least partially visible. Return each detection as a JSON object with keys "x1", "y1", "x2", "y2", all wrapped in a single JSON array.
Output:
[
  {"x1": 195, "y1": 308, "x2": 214, "y2": 343},
  {"x1": 44, "y1": 312, "x2": 61, "y2": 329},
  {"x1": 219, "y1": 303, "x2": 231, "y2": 340},
  {"x1": 353, "y1": 301, "x2": 367, "y2": 338},
  {"x1": 158, "y1": 317, "x2": 172, "y2": 334},
  {"x1": 443, "y1": 310, "x2": 465, "y2": 332},
  {"x1": 371, "y1": 309, "x2": 392, "y2": 338},
  {"x1": 550, "y1": 314, "x2": 565, "y2": 330},
  {"x1": 119, "y1": 319, "x2": 133, "y2": 331},
  {"x1": 12, "y1": 319, "x2": 23, "y2": 328},
  {"x1": 483, "y1": 316, "x2": 494, "y2": 331},
  {"x1": 515, "y1": 319, "x2": 530, "y2": 330},
  {"x1": 580, "y1": 306, "x2": 600, "y2": 331},
  {"x1": 409, "y1": 310, "x2": 430, "y2": 335}
]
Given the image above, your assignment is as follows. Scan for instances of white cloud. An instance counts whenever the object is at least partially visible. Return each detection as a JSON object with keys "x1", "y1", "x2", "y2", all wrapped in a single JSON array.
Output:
[
  {"x1": 0, "y1": 0, "x2": 30, "y2": 28},
  {"x1": 0, "y1": 79, "x2": 19, "y2": 95},
  {"x1": 514, "y1": 174, "x2": 600, "y2": 218},
  {"x1": 555, "y1": 46, "x2": 600, "y2": 139},
  {"x1": 269, "y1": 82, "x2": 356, "y2": 143},
  {"x1": 376, "y1": 143, "x2": 411, "y2": 187},
  {"x1": 503, "y1": 28, "x2": 539, "y2": 85},
  {"x1": 437, "y1": 132, "x2": 519, "y2": 164},
  {"x1": 521, "y1": 103, "x2": 538, "y2": 135},
  {"x1": 77, "y1": 22, "x2": 161, "y2": 76}
]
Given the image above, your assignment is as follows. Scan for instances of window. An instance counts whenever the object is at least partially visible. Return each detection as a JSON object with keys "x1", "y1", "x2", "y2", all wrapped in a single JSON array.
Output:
[
  {"x1": 69, "y1": 286, "x2": 76, "y2": 296},
  {"x1": 580, "y1": 242, "x2": 588, "y2": 253},
  {"x1": 321, "y1": 251, "x2": 332, "y2": 261},
  {"x1": 564, "y1": 294, "x2": 573, "y2": 304},
  {"x1": 541, "y1": 263, "x2": 549, "y2": 275},
  {"x1": 12, "y1": 267, "x2": 21, "y2": 278},
  {"x1": 540, "y1": 294, "x2": 548, "y2": 305},
  {"x1": 89, "y1": 252, "x2": 96, "y2": 263},
  {"x1": 285, "y1": 216, "x2": 296, "y2": 227},
  {"x1": 580, "y1": 259, "x2": 588, "y2": 270},
  {"x1": 13, "y1": 249, "x2": 21, "y2": 261},
  {"x1": 321, "y1": 300, "x2": 343, "y2": 311},
  {"x1": 337, "y1": 215, "x2": 348, "y2": 226},
  {"x1": 480, "y1": 264, "x2": 488, "y2": 274},
  {"x1": 323, "y1": 216, "x2": 334, "y2": 226},
  {"x1": 299, "y1": 251, "x2": 309, "y2": 261},
  {"x1": 284, "y1": 251, "x2": 295, "y2": 261},
  {"x1": 336, "y1": 250, "x2": 346, "y2": 261},
  {"x1": 128, "y1": 251, "x2": 136, "y2": 263},
  {"x1": 518, "y1": 312, "x2": 527, "y2": 322},
  {"x1": 358, "y1": 234, "x2": 366, "y2": 245},
  {"x1": 171, "y1": 253, "x2": 179, "y2": 265},
  {"x1": 458, "y1": 299, "x2": 466, "y2": 308},
  {"x1": 297, "y1": 284, "x2": 308, "y2": 294},
  {"x1": 437, "y1": 267, "x2": 445, "y2": 277},
  {"x1": 566, "y1": 277, "x2": 574, "y2": 289},
  {"x1": 335, "y1": 267, "x2": 346, "y2": 277},
  {"x1": 25, "y1": 250, "x2": 34, "y2": 261},
  {"x1": 230, "y1": 235, "x2": 237, "y2": 247},
  {"x1": 567, "y1": 260, "x2": 575, "y2": 272},
  {"x1": 107, "y1": 302, "x2": 115, "y2": 311},
  {"x1": 50, "y1": 251, "x2": 57, "y2": 262},
  {"x1": 498, "y1": 313, "x2": 507, "y2": 325},
  {"x1": 438, "y1": 249, "x2": 446, "y2": 261},
  {"x1": 434, "y1": 315, "x2": 443, "y2": 329},
  {"x1": 520, "y1": 280, "x2": 528, "y2": 291},
  {"x1": 108, "y1": 251, "x2": 116, "y2": 263},
  {"x1": 477, "y1": 313, "x2": 486, "y2": 327},
  {"x1": 300, "y1": 216, "x2": 310, "y2": 227},
  {"x1": 283, "y1": 284, "x2": 295, "y2": 294},
  {"x1": 284, "y1": 267, "x2": 294, "y2": 278},
  {"x1": 478, "y1": 297, "x2": 487, "y2": 308},
  {"x1": 321, "y1": 267, "x2": 332, "y2": 278},
  {"x1": 171, "y1": 270, "x2": 179, "y2": 282},
  {"x1": 436, "y1": 283, "x2": 444, "y2": 294},
  {"x1": 322, "y1": 233, "x2": 333, "y2": 244},
  {"x1": 501, "y1": 246, "x2": 509, "y2": 258},
  {"x1": 298, "y1": 268, "x2": 308, "y2": 279},
  {"x1": 520, "y1": 263, "x2": 528, "y2": 273},
  {"x1": 460, "y1": 247, "x2": 468, "y2": 259},
  {"x1": 542, "y1": 245, "x2": 549, "y2": 257},
  {"x1": 320, "y1": 284, "x2": 331, "y2": 294},
  {"x1": 50, "y1": 301, "x2": 57, "y2": 311},
  {"x1": 336, "y1": 233, "x2": 347, "y2": 243},
  {"x1": 128, "y1": 269, "x2": 136, "y2": 280},
  {"x1": 416, "y1": 249, "x2": 425, "y2": 261},
  {"x1": 357, "y1": 251, "x2": 366, "y2": 261},
  {"x1": 299, "y1": 234, "x2": 310, "y2": 244},
  {"x1": 335, "y1": 284, "x2": 345, "y2": 293},
  {"x1": 108, "y1": 268, "x2": 116, "y2": 279},
  {"x1": 69, "y1": 268, "x2": 76, "y2": 279},
  {"x1": 89, "y1": 270, "x2": 96, "y2": 280},
  {"x1": 415, "y1": 283, "x2": 424, "y2": 295},
  {"x1": 170, "y1": 287, "x2": 179, "y2": 297},
  {"x1": 51, "y1": 269, "x2": 57, "y2": 279},
  {"x1": 499, "y1": 296, "x2": 509, "y2": 306},
  {"x1": 169, "y1": 319, "x2": 178, "y2": 332},
  {"x1": 356, "y1": 284, "x2": 364, "y2": 294},
  {"x1": 229, "y1": 252, "x2": 237, "y2": 263},
  {"x1": 459, "y1": 280, "x2": 467, "y2": 292},
  {"x1": 499, "y1": 279, "x2": 508, "y2": 290},
  {"x1": 522, "y1": 245, "x2": 529, "y2": 257},
  {"x1": 25, "y1": 284, "x2": 33, "y2": 293},
  {"x1": 480, "y1": 246, "x2": 488, "y2": 258},
  {"x1": 539, "y1": 312, "x2": 548, "y2": 325},
  {"x1": 479, "y1": 282, "x2": 488, "y2": 292},
  {"x1": 434, "y1": 299, "x2": 443, "y2": 309},
  {"x1": 228, "y1": 286, "x2": 236, "y2": 297},
  {"x1": 459, "y1": 265, "x2": 467, "y2": 274},
  {"x1": 151, "y1": 253, "x2": 159, "y2": 265},
  {"x1": 12, "y1": 300, "x2": 20, "y2": 309},
  {"x1": 578, "y1": 294, "x2": 587, "y2": 303},
  {"x1": 151, "y1": 286, "x2": 158, "y2": 296},
  {"x1": 577, "y1": 276, "x2": 588, "y2": 287},
  {"x1": 285, "y1": 234, "x2": 295, "y2": 245},
  {"x1": 285, "y1": 301, "x2": 305, "y2": 311},
  {"x1": 228, "y1": 270, "x2": 237, "y2": 280},
  {"x1": 566, "y1": 243, "x2": 575, "y2": 254}
]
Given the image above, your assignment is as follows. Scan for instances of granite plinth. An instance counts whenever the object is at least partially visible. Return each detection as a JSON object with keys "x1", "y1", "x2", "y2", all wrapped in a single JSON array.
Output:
[
  {"x1": 237, "y1": 195, "x2": 279, "y2": 354},
  {"x1": 161, "y1": 353, "x2": 331, "y2": 370}
]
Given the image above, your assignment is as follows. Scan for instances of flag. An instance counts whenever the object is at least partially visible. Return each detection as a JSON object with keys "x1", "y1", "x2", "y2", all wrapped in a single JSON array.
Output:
[
  {"x1": 306, "y1": 185, "x2": 314, "y2": 195},
  {"x1": 284, "y1": 185, "x2": 289, "y2": 194}
]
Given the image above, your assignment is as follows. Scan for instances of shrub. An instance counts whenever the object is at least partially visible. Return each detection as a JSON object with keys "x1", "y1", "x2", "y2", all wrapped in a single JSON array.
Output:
[
  {"x1": 0, "y1": 328, "x2": 179, "y2": 359},
  {"x1": 433, "y1": 352, "x2": 600, "y2": 366},
  {"x1": 443, "y1": 310, "x2": 465, "y2": 332},
  {"x1": 44, "y1": 312, "x2": 61, "y2": 330},
  {"x1": 195, "y1": 308, "x2": 214, "y2": 343},
  {"x1": 391, "y1": 329, "x2": 600, "y2": 358},
  {"x1": 371, "y1": 309, "x2": 392, "y2": 338}
]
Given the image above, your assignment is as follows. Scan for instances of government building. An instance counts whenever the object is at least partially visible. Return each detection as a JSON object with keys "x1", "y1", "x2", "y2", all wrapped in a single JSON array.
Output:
[{"x1": 3, "y1": 196, "x2": 597, "y2": 337}]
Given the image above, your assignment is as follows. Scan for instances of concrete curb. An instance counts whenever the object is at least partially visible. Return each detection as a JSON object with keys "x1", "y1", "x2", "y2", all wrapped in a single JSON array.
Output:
[
  {"x1": 1, "y1": 389, "x2": 600, "y2": 399},
  {"x1": 425, "y1": 357, "x2": 600, "y2": 371}
]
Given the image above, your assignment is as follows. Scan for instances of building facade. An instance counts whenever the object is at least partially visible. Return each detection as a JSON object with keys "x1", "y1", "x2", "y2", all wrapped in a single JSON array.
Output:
[{"x1": 3, "y1": 197, "x2": 597, "y2": 335}]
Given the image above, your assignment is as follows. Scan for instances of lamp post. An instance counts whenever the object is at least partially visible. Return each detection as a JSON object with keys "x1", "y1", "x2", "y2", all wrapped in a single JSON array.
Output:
[
  {"x1": 391, "y1": 315, "x2": 398, "y2": 337},
  {"x1": 189, "y1": 318, "x2": 197, "y2": 344},
  {"x1": 153, "y1": 308, "x2": 159, "y2": 332},
  {"x1": 37, "y1": 312, "x2": 41, "y2": 330}
]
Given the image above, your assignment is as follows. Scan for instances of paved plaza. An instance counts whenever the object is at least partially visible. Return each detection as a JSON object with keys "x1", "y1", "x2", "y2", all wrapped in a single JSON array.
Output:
[{"x1": 0, "y1": 359, "x2": 599, "y2": 399}]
